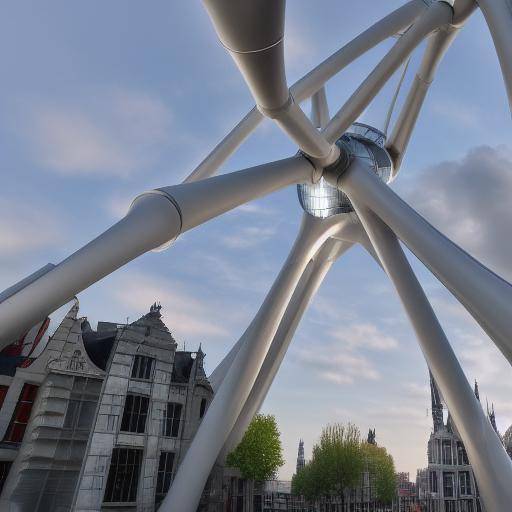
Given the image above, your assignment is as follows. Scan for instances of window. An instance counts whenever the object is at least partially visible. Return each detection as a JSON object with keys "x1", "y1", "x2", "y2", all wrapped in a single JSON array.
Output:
[
  {"x1": 430, "y1": 471, "x2": 438, "y2": 493},
  {"x1": 461, "y1": 500, "x2": 474, "y2": 512},
  {"x1": 442, "y1": 440, "x2": 453, "y2": 465},
  {"x1": 64, "y1": 399, "x2": 97, "y2": 431},
  {"x1": 0, "y1": 461, "x2": 12, "y2": 494},
  {"x1": 131, "y1": 355, "x2": 155, "y2": 380},
  {"x1": 445, "y1": 501, "x2": 456, "y2": 512},
  {"x1": 4, "y1": 383, "x2": 38, "y2": 443},
  {"x1": 164, "y1": 402, "x2": 182, "y2": 437},
  {"x1": 104, "y1": 448, "x2": 142, "y2": 503},
  {"x1": 155, "y1": 451, "x2": 175, "y2": 505},
  {"x1": 199, "y1": 398, "x2": 207, "y2": 418},
  {"x1": 457, "y1": 442, "x2": 469, "y2": 465},
  {"x1": 121, "y1": 395, "x2": 149, "y2": 433},
  {"x1": 460, "y1": 471, "x2": 472, "y2": 495},
  {"x1": 443, "y1": 472, "x2": 455, "y2": 498},
  {"x1": 0, "y1": 385, "x2": 8, "y2": 410},
  {"x1": 253, "y1": 494, "x2": 262, "y2": 512}
]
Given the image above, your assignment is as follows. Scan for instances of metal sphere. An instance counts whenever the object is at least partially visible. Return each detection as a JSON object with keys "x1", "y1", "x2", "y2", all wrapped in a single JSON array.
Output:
[{"x1": 297, "y1": 123, "x2": 393, "y2": 218}]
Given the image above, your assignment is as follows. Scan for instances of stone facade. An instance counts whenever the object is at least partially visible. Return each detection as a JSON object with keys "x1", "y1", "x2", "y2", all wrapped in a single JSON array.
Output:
[
  {"x1": 0, "y1": 301, "x2": 213, "y2": 511},
  {"x1": 415, "y1": 375, "x2": 487, "y2": 512}
]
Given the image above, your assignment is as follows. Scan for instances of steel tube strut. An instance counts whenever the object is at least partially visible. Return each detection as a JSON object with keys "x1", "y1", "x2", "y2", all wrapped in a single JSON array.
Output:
[
  {"x1": 477, "y1": 0, "x2": 512, "y2": 113},
  {"x1": 311, "y1": 87, "x2": 330, "y2": 130},
  {"x1": 0, "y1": 156, "x2": 313, "y2": 346},
  {"x1": 330, "y1": 160, "x2": 512, "y2": 365},
  {"x1": 220, "y1": 236, "x2": 353, "y2": 460},
  {"x1": 184, "y1": 0, "x2": 428, "y2": 182},
  {"x1": 160, "y1": 213, "x2": 344, "y2": 512},
  {"x1": 353, "y1": 202, "x2": 512, "y2": 512},
  {"x1": 202, "y1": 0, "x2": 338, "y2": 164},
  {"x1": 386, "y1": 25, "x2": 458, "y2": 174},
  {"x1": 323, "y1": 1, "x2": 453, "y2": 144}
]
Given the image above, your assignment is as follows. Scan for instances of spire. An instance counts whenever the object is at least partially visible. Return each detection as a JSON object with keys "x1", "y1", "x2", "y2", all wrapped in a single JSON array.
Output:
[
  {"x1": 430, "y1": 371, "x2": 444, "y2": 432},
  {"x1": 488, "y1": 401, "x2": 499, "y2": 435},
  {"x1": 296, "y1": 439, "x2": 305, "y2": 474},
  {"x1": 474, "y1": 380, "x2": 480, "y2": 401},
  {"x1": 367, "y1": 428, "x2": 376, "y2": 445}
]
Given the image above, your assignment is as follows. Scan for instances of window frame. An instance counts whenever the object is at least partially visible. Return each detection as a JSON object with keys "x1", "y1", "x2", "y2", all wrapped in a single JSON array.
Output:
[
  {"x1": 3, "y1": 383, "x2": 39, "y2": 444},
  {"x1": 442, "y1": 439, "x2": 453, "y2": 465},
  {"x1": 131, "y1": 354, "x2": 155, "y2": 381},
  {"x1": 120, "y1": 394, "x2": 150, "y2": 434},
  {"x1": 460, "y1": 471, "x2": 472, "y2": 495},
  {"x1": 443, "y1": 472, "x2": 455, "y2": 498},
  {"x1": 164, "y1": 402, "x2": 183, "y2": 438},
  {"x1": 155, "y1": 451, "x2": 175, "y2": 505},
  {"x1": 103, "y1": 447, "x2": 143, "y2": 504}
]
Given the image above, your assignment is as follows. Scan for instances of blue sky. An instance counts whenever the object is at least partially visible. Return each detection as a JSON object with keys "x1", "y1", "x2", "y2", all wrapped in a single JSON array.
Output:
[{"x1": 1, "y1": 1, "x2": 511, "y2": 479}]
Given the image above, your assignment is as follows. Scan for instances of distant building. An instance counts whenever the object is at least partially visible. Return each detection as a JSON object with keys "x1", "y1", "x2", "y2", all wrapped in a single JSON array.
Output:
[
  {"x1": 415, "y1": 374, "x2": 497, "y2": 512},
  {"x1": 296, "y1": 439, "x2": 305, "y2": 474},
  {"x1": 395, "y1": 472, "x2": 417, "y2": 512},
  {"x1": 0, "y1": 301, "x2": 213, "y2": 511}
]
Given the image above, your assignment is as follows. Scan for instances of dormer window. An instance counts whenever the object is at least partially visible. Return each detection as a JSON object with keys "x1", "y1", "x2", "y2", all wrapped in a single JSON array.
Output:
[{"x1": 131, "y1": 355, "x2": 155, "y2": 380}]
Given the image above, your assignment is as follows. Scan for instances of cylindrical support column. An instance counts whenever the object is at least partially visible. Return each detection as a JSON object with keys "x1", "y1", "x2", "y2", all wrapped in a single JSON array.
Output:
[
  {"x1": 219, "y1": 237, "x2": 352, "y2": 460},
  {"x1": 160, "y1": 213, "x2": 344, "y2": 512},
  {"x1": 0, "y1": 193, "x2": 181, "y2": 346},
  {"x1": 352, "y1": 201, "x2": 512, "y2": 512},
  {"x1": 311, "y1": 87, "x2": 330, "y2": 129},
  {"x1": 184, "y1": 0, "x2": 428, "y2": 183},
  {"x1": 386, "y1": 25, "x2": 459, "y2": 174},
  {"x1": 0, "y1": 156, "x2": 313, "y2": 347},
  {"x1": 477, "y1": 0, "x2": 512, "y2": 113},
  {"x1": 202, "y1": 0, "x2": 337, "y2": 163},
  {"x1": 291, "y1": 0, "x2": 429, "y2": 102},
  {"x1": 331, "y1": 160, "x2": 512, "y2": 365},
  {"x1": 323, "y1": 1, "x2": 453, "y2": 144}
]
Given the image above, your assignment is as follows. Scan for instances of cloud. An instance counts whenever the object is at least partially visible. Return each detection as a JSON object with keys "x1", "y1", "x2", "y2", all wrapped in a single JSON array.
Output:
[
  {"x1": 295, "y1": 343, "x2": 380, "y2": 385},
  {"x1": 221, "y1": 225, "x2": 278, "y2": 249},
  {"x1": 401, "y1": 145, "x2": 512, "y2": 282},
  {"x1": 0, "y1": 198, "x2": 62, "y2": 255},
  {"x1": 109, "y1": 272, "x2": 228, "y2": 340},
  {"x1": 329, "y1": 322, "x2": 399, "y2": 351},
  {"x1": 23, "y1": 89, "x2": 172, "y2": 177}
]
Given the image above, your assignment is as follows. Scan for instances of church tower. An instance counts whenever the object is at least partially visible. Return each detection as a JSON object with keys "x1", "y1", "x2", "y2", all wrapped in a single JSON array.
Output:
[
  {"x1": 429, "y1": 371, "x2": 444, "y2": 432},
  {"x1": 296, "y1": 439, "x2": 305, "y2": 474}
]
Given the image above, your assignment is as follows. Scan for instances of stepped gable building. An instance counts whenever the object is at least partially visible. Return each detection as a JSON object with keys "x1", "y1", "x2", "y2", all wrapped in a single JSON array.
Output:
[
  {"x1": 0, "y1": 301, "x2": 213, "y2": 512},
  {"x1": 415, "y1": 373, "x2": 508, "y2": 512}
]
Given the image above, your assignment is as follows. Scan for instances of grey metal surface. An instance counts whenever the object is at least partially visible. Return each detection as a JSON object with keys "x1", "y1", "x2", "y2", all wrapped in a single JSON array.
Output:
[
  {"x1": 353, "y1": 202, "x2": 512, "y2": 511},
  {"x1": 337, "y1": 160, "x2": 512, "y2": 365},
  {"x1": 322, "y1": 1, "x2": 453, "y2": 144},
  {"x1": 0, "y1": 157, "x2": 313, "y2": 347},
  {"x1": 160, "y1": 213, "x2": 347, "y2": 512}
]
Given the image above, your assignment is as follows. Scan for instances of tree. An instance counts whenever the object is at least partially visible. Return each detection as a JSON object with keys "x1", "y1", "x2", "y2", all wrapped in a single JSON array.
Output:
[
  {"x1": 292, "y1": 423, "x2": 364, "y2": 509},
  {"x1": 226, "y1": 414, "x2": 284, "y2": 481},
  {"x1": 362, "y1": 442, "x2": 396, "y2": 504},
  {"x1": 292, "y1": 423, "x2": 396, "y2": 508}
]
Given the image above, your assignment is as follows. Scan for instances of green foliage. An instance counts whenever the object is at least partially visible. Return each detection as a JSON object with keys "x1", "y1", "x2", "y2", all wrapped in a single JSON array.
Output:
[
  {"x1": 362, "y1": 443, "x2": 396, "y2": 504},
  {"x1": 292, "y1": 422, "x2": 396, "y2": 505},
  {"x1": 292, "y1": 423, "x2": 363, "y2": 500},
  {"x1": 226, "y1": 414, "x2": 284, "y2": 482}
]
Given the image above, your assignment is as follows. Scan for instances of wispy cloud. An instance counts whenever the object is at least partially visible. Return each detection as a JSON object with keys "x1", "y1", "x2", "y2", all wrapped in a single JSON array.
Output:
[
  {"x1": 110, "y1": 272, "x2": 228, "y2": 340},
  {"x1": 329, "y1": 322, "x2": 399, "y2": 351},
  {"x1": 221, "y1": 225, "x2": 278, "y2": 249},
  {"x1": 23, "y1": 89, "x2": 172, "y2": 177},
  {"x1": 295, "y1": 343, "x2": 381, "y2": 385}
]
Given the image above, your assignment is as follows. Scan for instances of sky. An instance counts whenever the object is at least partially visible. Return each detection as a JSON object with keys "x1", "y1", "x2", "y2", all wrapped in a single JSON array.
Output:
[{"x1": 1, "y1": 0, "x2": 511, "y2": 481}]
